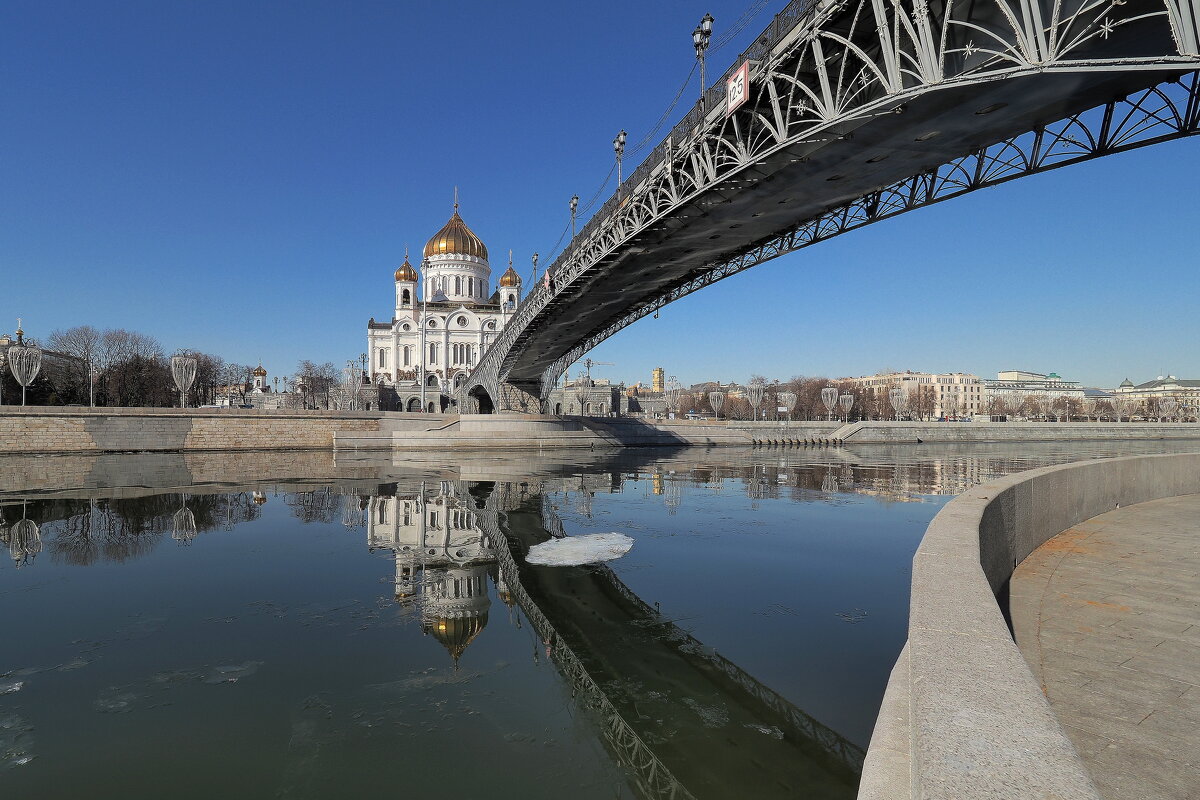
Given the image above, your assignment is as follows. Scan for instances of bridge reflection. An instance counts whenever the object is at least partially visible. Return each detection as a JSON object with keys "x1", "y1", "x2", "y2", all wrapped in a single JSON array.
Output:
[{"x1": 363, "y1": 475, "x2": 862, "y2": 798}]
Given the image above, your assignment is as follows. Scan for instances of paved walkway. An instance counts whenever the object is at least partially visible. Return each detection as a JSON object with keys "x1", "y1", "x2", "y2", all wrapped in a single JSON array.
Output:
[{"x1": 1011, "y1": 494, "x2": 1200, "y2": 800}]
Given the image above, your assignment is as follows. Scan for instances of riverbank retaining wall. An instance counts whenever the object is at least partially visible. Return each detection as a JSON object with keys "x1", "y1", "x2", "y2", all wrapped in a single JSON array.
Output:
[
  {"x1": 833, "y1": 420, "x2": 1200, "y2": 443},
  {"x1": 0, "y1": 407, "x2": 449, "y2": 454},
  {"x1": 859, "y1": 452, "x2": 1200, "y2": 800},
  {"x1": 5, "y1": 408, "x2": 1199, "y2": 454}
]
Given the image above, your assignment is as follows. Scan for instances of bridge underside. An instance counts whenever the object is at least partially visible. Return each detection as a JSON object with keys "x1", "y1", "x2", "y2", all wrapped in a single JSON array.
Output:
[
  {"x1": 511, "y1": 70, "x2": 1191, "y2": 388},
  {"x1": 467, "y1": 0, "x2": 1200, "y2": 410}
]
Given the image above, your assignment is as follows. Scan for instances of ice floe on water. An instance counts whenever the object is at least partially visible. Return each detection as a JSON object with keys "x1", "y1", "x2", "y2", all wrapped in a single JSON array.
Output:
[
  {"x1": 204, "y1": 660, "x2": 264, "y2": 684},
  {"x1": 0, "y1": 714, "x2": 35, "y2": 769},
  {"x1": 525, "y1": 533, "x2": 634, "y2": 566}
]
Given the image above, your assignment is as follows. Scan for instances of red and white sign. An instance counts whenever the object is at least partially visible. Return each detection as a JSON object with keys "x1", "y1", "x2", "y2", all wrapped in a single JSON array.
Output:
[{"x1": 726, "y1": 61, "x2": 750, "y2": 116}]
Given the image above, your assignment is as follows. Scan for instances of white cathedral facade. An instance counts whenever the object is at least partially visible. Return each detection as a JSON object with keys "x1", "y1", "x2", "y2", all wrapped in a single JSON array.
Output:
[{"x1": 367, "y1": 202, "x2": 522, "y2": 412}]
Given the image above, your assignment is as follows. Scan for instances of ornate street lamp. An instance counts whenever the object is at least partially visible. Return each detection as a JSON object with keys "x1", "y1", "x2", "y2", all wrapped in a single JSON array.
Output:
[
  {"x1": 693, "y1": 13, "x2": 715, "y2": 95},
  {"x1": 708, "y1": 390, "x2": 725, "y2": 420},
  {"x1": 778, "y1": 391, "x2": 798, "y2": 428},
  {"x1": 889, "y1": 386, "x2": 906, "y2": 420},
  {"x1": 8, "y1": 340, "x2": 42, "y2": 408},
  {"x1": 747, "y1": 377, "x2": 765, "y2": 421},
  {"x1": 4, "y1": 502, "x2": 41, "y2": 567},
  {"x1": 821, "y1": 386, "x2": 839, "y2": 421},
  {"x1": 172, "y1": 497, "x2": 197, "y2": 544},
  {"x1": 665, "y1": 375, "x2": 682, "y2": 417},
  {"x1": 570, "y1": 195, "x2": 579, "y2": 237},
  {"x1": 838, "y1": 392, "x2": 854, "y2": 422},
  {"x1": 171, "y1": 355, "x2": 197, "y2": 409},
  {"x1": 613, "y1": 130, "x2": 627, "y2": 197}
]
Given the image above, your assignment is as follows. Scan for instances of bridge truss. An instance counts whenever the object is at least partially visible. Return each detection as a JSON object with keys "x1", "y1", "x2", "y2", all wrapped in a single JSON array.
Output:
[
  {"x1": 544, "y1": 72, "x2": 1200, "y2": 385},
  {"x1": 466, "y1": 0, "x2": 1200, "y2": 411}
]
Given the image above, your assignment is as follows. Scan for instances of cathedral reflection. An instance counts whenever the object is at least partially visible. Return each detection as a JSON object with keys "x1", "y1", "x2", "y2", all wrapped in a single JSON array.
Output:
[{"x1": 367, "y1": 481, "x2": 499, "y2": 665}]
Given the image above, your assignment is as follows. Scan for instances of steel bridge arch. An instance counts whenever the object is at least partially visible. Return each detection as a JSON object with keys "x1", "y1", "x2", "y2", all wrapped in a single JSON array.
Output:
[
  {"x1": 539, "y1": 73, "x2": 1200, "y2": 392},
  {"x1": 465, "y1": 0, "x2": 1200, "y2": 412}
]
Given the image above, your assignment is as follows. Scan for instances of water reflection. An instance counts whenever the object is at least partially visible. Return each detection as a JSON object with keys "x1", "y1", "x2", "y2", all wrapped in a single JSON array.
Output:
[
  {"x1": 4, "y1": 440, "x2": 1200, "y2": 798},
  {"x1": 368, "y1": 482, "x2": 499, "y2": 666},
  {"x1": 1, "y1": 501, "x2": 41, "y2": 567}
]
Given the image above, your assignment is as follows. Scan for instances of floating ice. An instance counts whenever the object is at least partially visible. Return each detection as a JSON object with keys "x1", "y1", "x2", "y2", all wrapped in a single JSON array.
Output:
[
  {"x1": 204, "y1": 661, "x2": 264, "y2": 684},
  {"x1": 525, "y1": 533, "x2": 634, "y2": 566},
  {"x1": 0, "y1": 714, "x2": 35, "y2": 769},
  {"x1": 0, "y1": 681, "x2": 23, "y2": 695},
  {"x1": 745, "y1": 722, "x2": 784, "y2": 739}
]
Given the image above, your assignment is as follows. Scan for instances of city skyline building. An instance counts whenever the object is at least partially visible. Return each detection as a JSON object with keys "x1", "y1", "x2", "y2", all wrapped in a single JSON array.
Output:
[{"x1": 851, "y1": 370, "x2": 985, "y2": 418}]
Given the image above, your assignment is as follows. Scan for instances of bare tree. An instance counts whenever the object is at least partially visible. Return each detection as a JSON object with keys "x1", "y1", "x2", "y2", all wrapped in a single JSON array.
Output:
[
  {"x1": 296, "y1": 360, "x2": 338, "y2": 409},
  {"x1": 48, "y1": 325, "x2": 102, "y2": 401}
]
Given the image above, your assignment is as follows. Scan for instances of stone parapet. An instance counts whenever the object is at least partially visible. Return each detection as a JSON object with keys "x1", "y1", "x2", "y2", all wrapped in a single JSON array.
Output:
[
  {"x1": 0, "y1": 407, "x2": 408, "y2": 454},
  {"x1": 860, "y1": 452, "x2": 1200, "y2": 799}
]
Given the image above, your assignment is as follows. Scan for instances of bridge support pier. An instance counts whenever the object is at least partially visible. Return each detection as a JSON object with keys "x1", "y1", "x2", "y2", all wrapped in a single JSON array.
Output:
[
  {"x1": 497, "y1": 381, "x2": 544, "y2": 414},
  {"x1": 463, "y1": 379, "x2": 545, "y2": 414}
]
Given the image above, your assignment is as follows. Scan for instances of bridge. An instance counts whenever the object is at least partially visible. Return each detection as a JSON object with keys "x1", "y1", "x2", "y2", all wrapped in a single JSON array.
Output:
[
  {"x1": 474, "y1": 478, "x2": 864, "y2": 798},
  {"x1": 464, "y1": 0, "x2": 1200, "y2": 412}
]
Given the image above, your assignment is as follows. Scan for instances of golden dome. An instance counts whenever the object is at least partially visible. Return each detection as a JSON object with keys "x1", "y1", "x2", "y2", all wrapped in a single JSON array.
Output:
[
  {"x1": 424, "y1": 611, "x2": 489, "y2": 663},
  {"x1": 423, "y1": 207, "x2": 488, "y2": 260},
  {"x1": 394, "y1": 254, "x2": 417, "y2": 282},
  {"x1": 252, "y1": 364, "x2": 267, "y2": 377},
  {"x1": 498, "y1": 264, "x2": 520, "y2": 287}
]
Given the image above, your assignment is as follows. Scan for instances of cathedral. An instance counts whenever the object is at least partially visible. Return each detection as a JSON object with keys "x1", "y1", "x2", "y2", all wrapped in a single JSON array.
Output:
[{"x1": 367, "y1": 201, "x2": 522, "y2": 412}]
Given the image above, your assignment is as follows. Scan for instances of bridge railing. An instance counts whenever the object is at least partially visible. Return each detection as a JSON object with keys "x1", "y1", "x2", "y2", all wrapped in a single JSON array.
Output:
[
  {"x1": 555, "y1": 0, "x2": 821, "y2": 277},
  {"x1": 472, "y1": 0, "x2": 824, "y2": 391}
]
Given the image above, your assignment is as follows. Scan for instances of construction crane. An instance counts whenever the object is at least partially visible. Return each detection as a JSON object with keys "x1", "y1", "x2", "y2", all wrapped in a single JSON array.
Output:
[{"x1": 581, "y1": 358, "x2": 613, "y2": 385}]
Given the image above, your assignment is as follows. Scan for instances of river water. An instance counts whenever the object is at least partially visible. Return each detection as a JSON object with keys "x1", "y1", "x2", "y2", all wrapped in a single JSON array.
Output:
[{"x1": 2, "y1": 441, "x2": 1196, "y2": 799}]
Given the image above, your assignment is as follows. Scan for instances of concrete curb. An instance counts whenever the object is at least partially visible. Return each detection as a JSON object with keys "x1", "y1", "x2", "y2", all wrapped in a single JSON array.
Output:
[{"x1": 860, "y1": 452, "x2": 1200, "y2": 800}]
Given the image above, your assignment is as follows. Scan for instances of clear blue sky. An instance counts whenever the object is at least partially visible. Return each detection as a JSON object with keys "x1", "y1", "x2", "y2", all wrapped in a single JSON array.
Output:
[{"x1": 3, "y1": 0, "x2": 1197, "y2": 389}]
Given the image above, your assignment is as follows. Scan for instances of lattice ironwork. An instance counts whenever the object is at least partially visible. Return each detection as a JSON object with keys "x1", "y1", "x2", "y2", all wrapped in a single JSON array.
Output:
[
  {"x1": 532, "y1": 72, "x2": 1200, "y2": 391},
  {"x1": 465, "y1": 0, "x2": 1200, "y2": 407}
]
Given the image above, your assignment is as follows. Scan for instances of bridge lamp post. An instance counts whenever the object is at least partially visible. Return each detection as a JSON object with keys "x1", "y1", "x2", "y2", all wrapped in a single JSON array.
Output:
[
  {"x1": 570, "y1": 194, "x2": 579, "y2": 237},
  {"x1": 613, "y1": 130, "x2": 627, "y2": 198},
  {"x1": 693, "y1": 13, "x2": 714, "y2": 96}
]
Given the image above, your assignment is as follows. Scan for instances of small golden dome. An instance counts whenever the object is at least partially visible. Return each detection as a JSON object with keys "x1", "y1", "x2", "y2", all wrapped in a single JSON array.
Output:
[
  {"x1": 423, "y1": 207, "x2": 488, "y2": 260},
  {"x1": 252, "y1": 364, "x2": 267, "y2": 377},
  {"x1": 498, "y1": 264, "x2": 520, "y2": 287},
  {"x1": 394, "y1": 255, "x2": 417, "y2": 282}
]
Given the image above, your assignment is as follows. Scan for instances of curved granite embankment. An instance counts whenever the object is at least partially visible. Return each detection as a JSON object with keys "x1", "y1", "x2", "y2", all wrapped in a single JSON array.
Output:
[{"x1": 859, "y1": 452, "x2": 1200, "y2": 800}]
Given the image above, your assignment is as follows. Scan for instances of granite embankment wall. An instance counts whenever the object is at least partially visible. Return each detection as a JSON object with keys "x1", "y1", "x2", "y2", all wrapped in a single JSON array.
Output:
[
  {"x1": 0, "y1": 450, "x2": 388, "y2": 496},
  {"x1": 0, "y1": 407, "x2": 443, "y2": 454},
  {"x1": 859, "y1": 452, "x2": 1200, "y2": 800},
  {"x1": 833, "y1": 420, "x2": 1200, "y2": 443}
]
